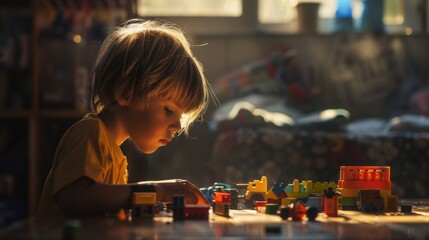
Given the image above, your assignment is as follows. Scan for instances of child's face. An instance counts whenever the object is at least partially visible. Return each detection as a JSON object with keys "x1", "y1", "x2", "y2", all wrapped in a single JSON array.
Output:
[{"x1": 122, "y1": 97, "x2": 183, "y2": 153}]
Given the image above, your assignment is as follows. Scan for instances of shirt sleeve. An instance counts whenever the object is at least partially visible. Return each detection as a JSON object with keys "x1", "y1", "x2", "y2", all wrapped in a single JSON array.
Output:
[{"x1": 52, "y1": 124, "x2": 111, "y2": 196}]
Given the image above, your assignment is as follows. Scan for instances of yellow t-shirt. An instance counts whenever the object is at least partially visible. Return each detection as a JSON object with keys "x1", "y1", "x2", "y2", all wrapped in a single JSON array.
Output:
[{"x1": 38, "y1": 113, "x2": 128, "y2": 218}]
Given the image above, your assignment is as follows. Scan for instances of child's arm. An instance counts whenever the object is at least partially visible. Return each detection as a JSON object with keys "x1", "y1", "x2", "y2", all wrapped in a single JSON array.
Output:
[
  {"x1": 55, "y1": 176, "x2": 133, "y2": 216},
  {"x1": 55, "y1": 177, "x2": 209, "y2": 216},
  {"x1": 140, "y1": 179, "x2": 210, "y2": 205}
]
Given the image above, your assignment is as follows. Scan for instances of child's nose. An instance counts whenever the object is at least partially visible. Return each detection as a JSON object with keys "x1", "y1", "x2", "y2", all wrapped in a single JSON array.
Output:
[{"x1": 169, "y1": 118, "x2": 182, "y2": 132}]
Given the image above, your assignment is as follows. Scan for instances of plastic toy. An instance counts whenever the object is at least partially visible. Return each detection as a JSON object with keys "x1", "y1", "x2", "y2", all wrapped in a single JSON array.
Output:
[
  {"x1": 200, "y1": 182, "x2": 232, "y2": 203},
  {"x1": 265, "y1": 204, "x2": 279, "y2": 215},
  {"x1": 279, "y1": 202, "x2": 317, "y2": 221},
  {"x1": 185, "y1": 204, "x2": 210, "y2": 220},
  {"x1": 337, "y1": 166, "x2": 398, "y2": 211},
  {"x1": 172, "y1": 195, "x2": 185, "y2": 221},
  {"x1": 132, "y1": 192, "x2": 157, "y2": 218},
  {"x1": 255, "y1": 201, "x2": 267, "y2": 213},
  {"x1": 236, "y1": 176, "x2": 267, "y2": 209},
  {"x1": 357, "y1": 189, "x2": 384, "y2": 212},
  {"x1": 324, "y1": 187, "x2": 341, "y2": 217},
  {"x1": 212, "y1": 192, "x2": 231, "y2": 217}
]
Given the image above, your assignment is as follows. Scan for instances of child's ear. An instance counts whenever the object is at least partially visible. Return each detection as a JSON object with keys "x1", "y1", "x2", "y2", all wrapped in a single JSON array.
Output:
[{"x1": 117, "y1": 98, "x2": 128, "y2": 107}]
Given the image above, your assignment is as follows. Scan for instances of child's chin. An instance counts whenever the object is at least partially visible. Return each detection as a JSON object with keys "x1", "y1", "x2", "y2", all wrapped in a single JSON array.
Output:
[{"x1": 135, "y1": 145, "x2": 158, "y2": 154}]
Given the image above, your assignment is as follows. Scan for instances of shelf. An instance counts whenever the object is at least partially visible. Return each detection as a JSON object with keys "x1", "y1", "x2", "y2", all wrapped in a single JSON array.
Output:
[
  {"x1": 40, "y1": 110, "x2": 87, "y2": 119},
  {"x1": 0, "y1": 110, "x2": 31, "y2": 119},
  {"x1": 0, "y1": 110, "x2": 89, "y2": 119}
]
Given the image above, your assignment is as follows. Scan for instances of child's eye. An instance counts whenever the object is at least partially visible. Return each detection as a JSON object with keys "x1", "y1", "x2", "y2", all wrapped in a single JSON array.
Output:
[{"x1": 164, "y1": 107, "x2": 174, "y2": 114}]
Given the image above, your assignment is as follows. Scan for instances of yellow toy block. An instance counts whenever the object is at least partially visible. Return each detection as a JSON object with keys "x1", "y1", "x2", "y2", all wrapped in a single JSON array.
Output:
[
  {"x1": 133, "y1": 192, "x2": 157, "y2": 205},
  {"x1": 293, "y1": 179, "x2": 300, "y2": 193},
  {"x1": 281, "y1": 198, "x2": 296, "y2": 206},
  {"x1": 313, "y1": 182, "x2": 324, "y2": 193},
  {"x1": 339, "y1": 188, "x2": 390, "y2": 198},
  {"x1": 304, "y1": 180, "x2": 314, "y2": 193},
  {"x1": 338, "y1": 188, "x2": 359, "y2": 197},
  {"x1": 248, "y1": 176, "x2": 268, "y2": 193},
  {"x1": 286, "y1": 192, "x2": 309, "y2": 199},
  {"x1": 380, "y1": 189, "x2": 391, "y2": 197},
  {"x1": 384, "y1": 195, "x2": 398, "y2": 212}
]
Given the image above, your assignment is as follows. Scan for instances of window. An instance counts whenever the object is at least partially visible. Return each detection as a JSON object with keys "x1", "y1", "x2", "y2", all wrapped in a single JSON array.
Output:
[
  {"x1": 258, "y1": 0, "x2": 404, "y2": 25},
  {"x1": 137, "y1": 0, "x2": 242, "y2": 17},
  {"x1": 258, "y1": 0, "x2": 364, "y2": 24}
]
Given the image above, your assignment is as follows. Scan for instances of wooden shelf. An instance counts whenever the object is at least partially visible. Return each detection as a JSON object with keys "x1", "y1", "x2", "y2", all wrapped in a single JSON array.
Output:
[
  {"x1": 0, "y1": 110, "x2": 88, "y2": 119},
  {"x1": 0, "y1": 110, "x2": 31, "y2": 119},
  {"x1": 40, "y1": 110, "x2": 87, "y2": 119}
]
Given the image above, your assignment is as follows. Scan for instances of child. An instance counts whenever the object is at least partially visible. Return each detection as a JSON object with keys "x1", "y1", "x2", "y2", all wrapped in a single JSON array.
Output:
[{"x1": 38, "y1": 19, "x2": 212, "y2": 218}]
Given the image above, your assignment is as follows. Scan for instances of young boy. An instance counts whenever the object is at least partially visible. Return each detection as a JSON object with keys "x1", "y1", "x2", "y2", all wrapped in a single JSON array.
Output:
[{"x1": 38, "y1": 19, "x2": 212, "y2": 218}]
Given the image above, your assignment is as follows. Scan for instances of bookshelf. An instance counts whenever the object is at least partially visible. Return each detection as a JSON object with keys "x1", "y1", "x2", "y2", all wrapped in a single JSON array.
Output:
[{"x1": 0, "y1": 0, "x2": 131, "y2": 223}]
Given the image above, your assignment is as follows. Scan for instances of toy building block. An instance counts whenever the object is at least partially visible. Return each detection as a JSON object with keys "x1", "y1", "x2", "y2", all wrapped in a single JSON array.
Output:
[
  {"x1": 213, "y1": 192, "x2": 231, "y2": 217},
  {"x1": 255, "y1": 201, "x2": 267, "y2": 213},
  {"x1": 172, "y1": 195, "x2": 185, "y2": 221},
  {"x1": 324, "y1": 187, "x2": 340, "y2": 217},
  {"x1": 236, "y1": 176, "x2": 268, "y2": 209},
  {"x1": 338, "y1": 188, "x2": 358, "y2": 198},
  {"x1": 267, "y1": 182, "x2": 288, "y2": 204},
  {"x1": 338, "y1": 166, "x2": 394, "y2": 211},
  {"x1": 281, "y1": 198, "x2": 296, "y2": 206},
  {"x1": 271, "y1": 182, "x2": 287, "y2": 196},
  {"x1": 304, "y1": 180, "x2": 313, "y2": 193},
  {"x1": 134, "y1": 192, "x2": 157, "y2": 205},
  {"x1": 340, "y1": 197, "x2": 358, "y2": 210},
  {"x1": 185, "y1": 204, "x2": 210, "y2": 220},
  {"x1": 132, "y1": 192, "x2": 157, "y2": 218},
  {"x1": 338, "y1": 166, "x2": 391, "y2": 190},
  {"x1": 214, "y1": 192, "x2": 231, "y2": 203},
  {"x1": 379, "y1": 189, "x2": 392, "y2": 197},
  {"x1": 313, "y1": 182, "x2": 338, "y2": 193},
  {"x1": 265, "y1": 204, "x2": 279, "y2": 215},
  {"x1": 306, "y1": 196, "x2": 324, "y2": 212},
  {"x1": 284, "y1": 180, "x2": 337, "y2": 200},
  {"x1": 340, "y1": 181, "x2": 391, "y2": 190},
  {"x1": 384, "y1": 195, "x2": 399, "y2": 212},
  {"x1": 357, "y1": 189, "x2": 384, "y2": 212},
  {"x1": 400, "y1": 205, "x2": 412, "y2": 213},
  {"x1": 293, "y1": 179, "x2": 300, "y2": 192},
  {"x1": 284, "y1": 180, "x2": 304, "y2": 193},
  {"x1": 266, "y1": 190, "x2": 279, "y2": 203}
]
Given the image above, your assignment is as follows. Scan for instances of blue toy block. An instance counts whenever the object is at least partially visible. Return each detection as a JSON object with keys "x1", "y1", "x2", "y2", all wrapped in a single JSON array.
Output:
[
  {"x1": 306, "y1": 197, "x2": 324, "y2": 212},
  {"x1": 272, "y1": 182, "x2": 287, "y2": 196}
]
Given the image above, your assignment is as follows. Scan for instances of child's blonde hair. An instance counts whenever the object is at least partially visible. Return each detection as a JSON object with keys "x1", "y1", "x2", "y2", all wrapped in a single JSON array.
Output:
[{"x1": 89, "y1": 19, "x2": 212, "y2": 134}]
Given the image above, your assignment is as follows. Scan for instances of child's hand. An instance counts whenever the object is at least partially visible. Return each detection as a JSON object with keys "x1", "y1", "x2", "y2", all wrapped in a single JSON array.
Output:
[{"x1": 137, "y1": 179, "x2": 210, "y2": 205}]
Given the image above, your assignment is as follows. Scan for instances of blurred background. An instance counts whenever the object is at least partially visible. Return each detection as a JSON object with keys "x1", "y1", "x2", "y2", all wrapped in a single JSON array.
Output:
[{"x1": 1, "y1": 0, "x2": 429, "y2": 226}]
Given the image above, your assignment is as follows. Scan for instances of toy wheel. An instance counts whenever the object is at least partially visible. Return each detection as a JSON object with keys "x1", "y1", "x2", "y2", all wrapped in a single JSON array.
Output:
[
  {"x1": 306, "y1": 207, "x2": 318, "y2": 221},
  {"x1": 279, "y1": 206, "x2": 291, "y2": 220}
]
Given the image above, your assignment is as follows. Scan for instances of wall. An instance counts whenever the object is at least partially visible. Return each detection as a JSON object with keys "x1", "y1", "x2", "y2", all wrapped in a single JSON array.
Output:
[{"x1": 141, "y1": 0, "x2": 429, "y2": 187}]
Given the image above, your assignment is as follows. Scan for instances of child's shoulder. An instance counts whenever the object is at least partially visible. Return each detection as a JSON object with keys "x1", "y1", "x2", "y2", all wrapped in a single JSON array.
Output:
[
  {"x1": 73, "y1": 113, "x2": 103, "y2": 130},
  {"x1": 64, "y1": 113, "x2": 105, "y2": 139}
]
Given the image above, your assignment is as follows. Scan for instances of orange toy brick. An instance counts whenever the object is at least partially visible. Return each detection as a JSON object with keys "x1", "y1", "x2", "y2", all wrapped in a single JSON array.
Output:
[
  {"x1": 214, "y1": 192, "x2": 231, "y2": 203},
  {"x1": 338, "y1": 166, "x2": 391, "y2": 190},
  {"x1": 213, "y1": 192, "x2": 231, "y2": 217}
]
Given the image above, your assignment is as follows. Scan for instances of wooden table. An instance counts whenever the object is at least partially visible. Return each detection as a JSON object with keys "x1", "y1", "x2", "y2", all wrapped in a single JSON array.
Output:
[{"x1": 1, "y1": 200, "x2": 429, "y2": 239}]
